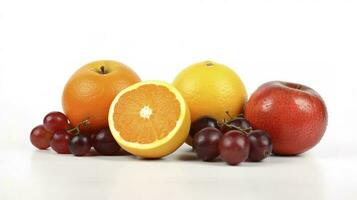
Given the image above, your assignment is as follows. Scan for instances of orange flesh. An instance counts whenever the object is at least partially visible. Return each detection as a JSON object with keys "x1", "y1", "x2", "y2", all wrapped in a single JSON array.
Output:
[{"x1": 113, "y1": 85, "x2": 181, "y2": 144}]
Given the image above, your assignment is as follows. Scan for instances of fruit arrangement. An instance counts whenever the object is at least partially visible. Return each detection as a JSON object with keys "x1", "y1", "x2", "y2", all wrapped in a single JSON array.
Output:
[{"x1": 30, "y1": 60, "x2": 328, "y2": 166}]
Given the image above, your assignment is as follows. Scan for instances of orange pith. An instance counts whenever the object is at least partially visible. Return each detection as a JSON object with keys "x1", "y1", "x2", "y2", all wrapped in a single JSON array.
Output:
[{"x1": 112, "y1": 85, "x2": 180, "y2": 144}]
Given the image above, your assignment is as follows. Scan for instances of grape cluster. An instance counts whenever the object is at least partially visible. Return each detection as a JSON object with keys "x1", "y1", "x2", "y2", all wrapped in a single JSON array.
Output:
[
  {"x1": 191, "y1": 114, "x2": 273, "y2": 165},
  {"x1": 30, "y1": 111, "x2": 123, "y2": 156}
]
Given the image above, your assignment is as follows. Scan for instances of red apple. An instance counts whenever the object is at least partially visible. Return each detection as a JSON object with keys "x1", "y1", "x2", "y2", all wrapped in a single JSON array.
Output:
[{"x1": 244, "y1": 81, "x2": 328, "y2": 155}]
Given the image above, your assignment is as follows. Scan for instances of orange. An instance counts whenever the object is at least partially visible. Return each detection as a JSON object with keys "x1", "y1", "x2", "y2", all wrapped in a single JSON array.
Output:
[
  {"x1": 62, "y1": 60, "x2": 141, "y2": 134},
  {"x1": 173, "y1": 61, "x2": 247, "y2": 146},
  {"x1": 108, "y1": 81, "x2": 190, "y2": 158},
  {"x1": 173, "y1": 60, "x2": 247, "y2": 122}
]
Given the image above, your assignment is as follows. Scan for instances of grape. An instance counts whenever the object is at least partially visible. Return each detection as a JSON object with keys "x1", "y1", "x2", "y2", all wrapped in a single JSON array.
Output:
[
  {"x1": 90, "y1": 133, "x2": 97, "y2": 143},
  {"x1": 69, "y1": 134, "x2": 92, "y2": 156},
  {"x1": 43, "y1": 111, "x2": 70, "y2": 133},
  {"x1": 189, "y1": 117, "x2": 219, "y2": 138},
  {"x1": 50, "y1": 130, "x2": 72, "y2": 154},
  {"x1": 193, "y1": 127, "x2": 223, "y2": 161},
  {"x1": 248, "y1": 130, "x2": 272, "y2": 162},
  {"x1": 221, "y1": 117, "x2": 251, "y2": 134},
  {"x1": 30, "y1": 125, "x2": 53, "y2": 149},
  {"x1": 93, "y1": 128, "x2": 122, "y2": 155},
  {"x1": 219, "y1": 130, "x2": 250, "y2": 165}
]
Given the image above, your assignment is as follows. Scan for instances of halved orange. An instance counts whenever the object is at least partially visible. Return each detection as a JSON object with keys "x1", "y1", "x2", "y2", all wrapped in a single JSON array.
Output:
[{"x1": 108, "y1": 80, "x2": 191, "y2": 158}]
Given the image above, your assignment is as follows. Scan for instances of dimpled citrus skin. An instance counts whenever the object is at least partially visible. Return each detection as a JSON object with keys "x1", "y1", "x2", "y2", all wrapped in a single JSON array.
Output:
[
  {"x1": 173, "y1": 61, "x2": 247, "y2": 122},
  {"x1": 244, "y1": 81, "x2": 328, "y2": 155},
  {"x1": 62, "y1": 60, "x2": 141, "y2": 134}
]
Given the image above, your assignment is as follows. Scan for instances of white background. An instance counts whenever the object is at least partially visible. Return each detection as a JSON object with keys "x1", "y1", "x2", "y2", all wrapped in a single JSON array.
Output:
[{"x1": 0, "y1": 0, "x2": 356, "y2": 199}]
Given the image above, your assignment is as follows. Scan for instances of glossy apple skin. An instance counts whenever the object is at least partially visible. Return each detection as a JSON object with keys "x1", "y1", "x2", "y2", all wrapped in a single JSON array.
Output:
[{"x1": 244, "y1": 81, "x2": 328, "y2": 155}]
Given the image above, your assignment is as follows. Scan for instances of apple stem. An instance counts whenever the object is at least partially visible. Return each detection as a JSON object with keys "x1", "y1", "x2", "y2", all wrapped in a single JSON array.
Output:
[{"x1": 100, "y1": 66, "x2": 106, "y2": 74}]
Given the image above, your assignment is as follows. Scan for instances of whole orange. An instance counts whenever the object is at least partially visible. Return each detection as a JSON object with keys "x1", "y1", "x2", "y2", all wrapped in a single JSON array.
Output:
[
  {"x1": 173, "y1": 61, "x2": 247, "y2": 122},
  {"x1": 62, "y1": 60, "x2": 141, "y2": 134}
]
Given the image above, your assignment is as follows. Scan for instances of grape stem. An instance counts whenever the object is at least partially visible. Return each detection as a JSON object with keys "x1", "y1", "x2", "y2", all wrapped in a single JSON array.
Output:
[
  {"x1": 219, "y1": 111, "x2": 248, "y2": 132},
  {"x1": 225, "y1": 111, "x2": 234, "y2": 120},
  {"x1": 224, "y1": 111, "x2": 244, "y2": 121},
  {"x1": 224, "y1": 124, "x2": 252, "y2": 135},
  {"x1": 66, "y1": 119, "x2": 90, "y2": 135}
]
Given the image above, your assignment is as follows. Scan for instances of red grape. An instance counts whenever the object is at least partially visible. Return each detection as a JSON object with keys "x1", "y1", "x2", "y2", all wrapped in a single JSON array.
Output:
[
  {"x1": 30, "y1": 125, "x2": 53, "y2": 149},
  {"x1": 248, "y1": 130, "x2": 272, "y2": 162},
  {"x1": 193, "y1": 127, "x2": 223, "y2": 161},
  {"x1": 50, "y1": 130, "x2": 72, "y2": 154},
  {"x1": 69, "y1": 134, "x2": 92, "y2": 156},
  {"x1": 189, "y1": 117, "x2": 219, "y2": 138},
  {"x1": 219, "y1": 130, "x2": 250, "y2": 165},
  {"x1": 43, "y1": 111, "x2": 70, "y2": 133},
  {"x1": 93, "y1": 128, "x2": 122, "y2": 155},
  {"x1": 90, "y1": 133, "x2": 97, "y2": 143}
]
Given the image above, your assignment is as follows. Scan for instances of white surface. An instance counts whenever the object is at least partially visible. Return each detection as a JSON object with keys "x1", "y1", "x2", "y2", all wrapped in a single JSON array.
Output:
[
  {"x1": 1, "y1": 0, "x2": 357, "y2": 199},
  {"x1": 1, "y1": 143, "x2": 356, "y2": 200}
]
